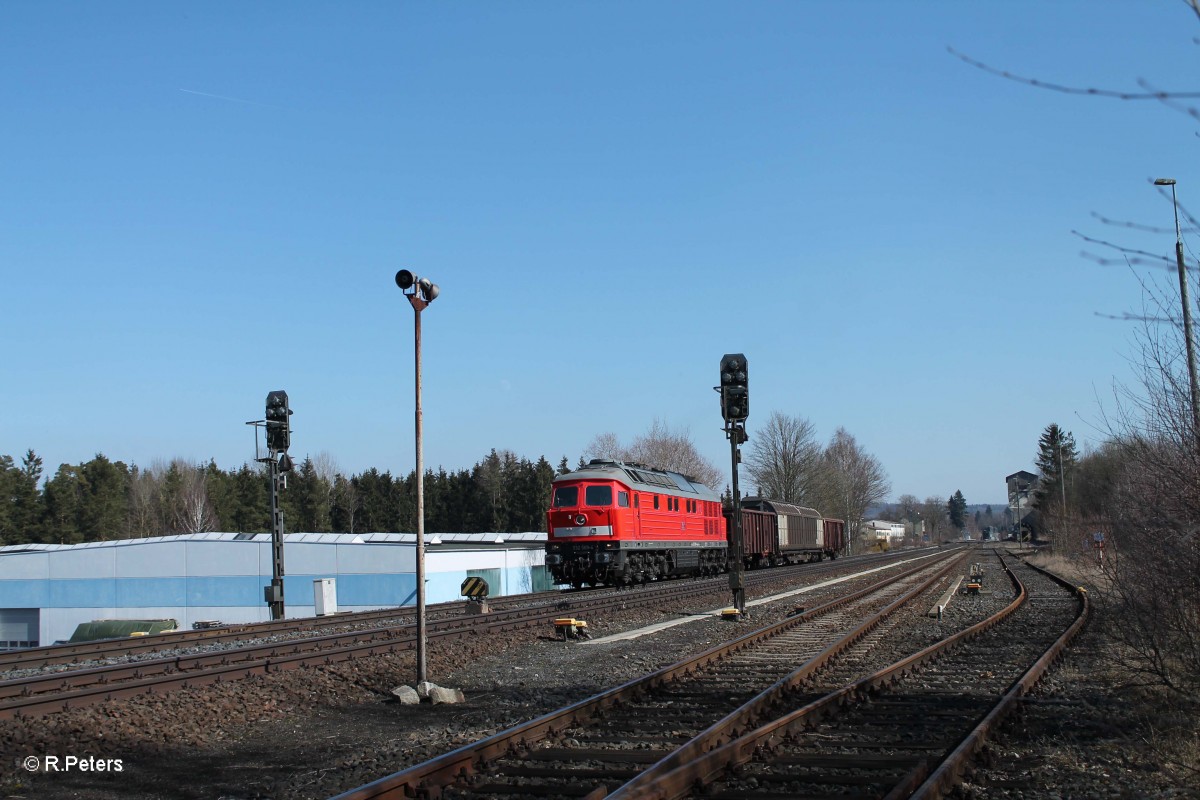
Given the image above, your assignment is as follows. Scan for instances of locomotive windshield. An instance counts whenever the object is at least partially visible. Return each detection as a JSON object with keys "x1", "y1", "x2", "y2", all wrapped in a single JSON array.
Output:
[
  {"x1": 585, "y1": 485, "x2": 613, "y2": 506},
  {"x1": 552, "y1": 486, "x2": 578, "y2": 507}
]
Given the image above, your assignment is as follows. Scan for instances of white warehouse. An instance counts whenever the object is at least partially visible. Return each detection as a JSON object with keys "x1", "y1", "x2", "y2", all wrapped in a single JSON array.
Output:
[{"x1": 0, "y1": 531, "x2": 549, "y2": 648}]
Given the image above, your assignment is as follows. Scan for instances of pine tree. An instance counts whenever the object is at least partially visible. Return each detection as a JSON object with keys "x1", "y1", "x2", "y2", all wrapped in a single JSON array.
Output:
[
  {"x1": 947, "y1": 490, "x2": 967, "y2": 531},
  {"x1": 1033, "y1": 424, "x2": 1078, "y2": 515}
]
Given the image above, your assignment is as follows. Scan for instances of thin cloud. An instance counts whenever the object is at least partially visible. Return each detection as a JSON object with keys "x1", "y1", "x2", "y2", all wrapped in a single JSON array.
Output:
[{"x1": 177, "y1": 88, "x2": 286, "y2": 110}]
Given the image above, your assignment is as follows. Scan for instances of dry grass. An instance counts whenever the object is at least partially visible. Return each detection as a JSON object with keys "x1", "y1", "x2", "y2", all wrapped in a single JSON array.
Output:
[{"x1": 1020, "y1": 547, "x2": 1200, "y2": 791}]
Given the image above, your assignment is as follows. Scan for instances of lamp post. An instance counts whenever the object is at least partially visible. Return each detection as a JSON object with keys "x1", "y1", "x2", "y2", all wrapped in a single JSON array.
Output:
[
  {"x1": 1154, "y1": 178, "x2": 1200, "y2": 447},
  {"x1": 396, "y1": 269, "x2": 440, "y2": 684}
]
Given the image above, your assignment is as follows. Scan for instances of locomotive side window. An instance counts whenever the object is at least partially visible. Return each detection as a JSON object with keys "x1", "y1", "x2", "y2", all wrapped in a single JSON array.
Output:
[
  {"x1": 585, "y1": 485, "x2": 613, "y2": 506},
  {"x1": 553, "y1": 487, "x2": 578, "y2": 507},
  {"x1": 618, "y1": 491, "x2": 629, "y2": 507},
  {"x1": 654, "y1": 495, "x2": 660, "y2": 510},
  {"x1": 634, "y1": 494, "x2": 640, "y2": 508}
]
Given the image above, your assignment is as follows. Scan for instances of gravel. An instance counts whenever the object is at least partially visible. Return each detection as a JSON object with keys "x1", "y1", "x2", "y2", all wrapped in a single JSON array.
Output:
[{"x1": 0, "y1": 551, "x2": 1192, "y2": 800}]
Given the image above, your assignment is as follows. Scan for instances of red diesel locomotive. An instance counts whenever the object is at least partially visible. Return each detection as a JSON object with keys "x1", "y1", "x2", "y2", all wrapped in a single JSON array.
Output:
[{"x1": 544, "y1": 460, "x2": 727, "y2": 587}]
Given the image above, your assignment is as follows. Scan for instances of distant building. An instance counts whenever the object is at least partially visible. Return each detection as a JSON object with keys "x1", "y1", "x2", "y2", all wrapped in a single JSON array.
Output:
[
  {"x1": 0, "y1": 532, "x2": 548, "y2": 648},
  {"x1": 861, "y1": 520, "x2": 906, "y2": 545},
  {"x1": 1005, "y1": 470, "x2": 1039, "y2": 537}
]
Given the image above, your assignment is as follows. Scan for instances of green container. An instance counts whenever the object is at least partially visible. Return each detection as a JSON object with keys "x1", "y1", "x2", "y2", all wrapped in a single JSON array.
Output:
[{"x1": 68, "y1": 619, "x2": 179, "y2": 643}]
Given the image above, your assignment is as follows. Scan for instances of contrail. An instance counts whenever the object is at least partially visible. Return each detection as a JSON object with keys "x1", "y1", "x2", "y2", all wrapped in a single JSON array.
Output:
[{"x1": 177, "y1": 88, "x2": 286, "y2": 110}]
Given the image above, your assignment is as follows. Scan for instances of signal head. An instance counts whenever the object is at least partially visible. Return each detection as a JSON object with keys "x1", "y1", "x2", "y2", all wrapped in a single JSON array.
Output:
[
  {"x1": 264, "y1": 390, "x2": 292, "y2": 452},
  {"x1": 395, "y1": 270, "x2": 415, "y2": 290},
  {"x1": 718, "y1": 353, "x2": 749, "y2": 423}
]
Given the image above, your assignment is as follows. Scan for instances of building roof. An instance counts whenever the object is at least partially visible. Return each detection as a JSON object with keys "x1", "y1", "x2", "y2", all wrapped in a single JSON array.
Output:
[{"x1": 0, "y1": 531, "x2": 546, "y2": 555}]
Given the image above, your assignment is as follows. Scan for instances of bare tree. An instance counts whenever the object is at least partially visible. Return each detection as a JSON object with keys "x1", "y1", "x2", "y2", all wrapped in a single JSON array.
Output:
[
  {"x1": 896, "y1": 493, "x2": 922, "y2": 544},
  {"x1": 584, "y1": 419, "x2": 723, "y2": 489},
  {"x1": 168, "y1": 460, "x2": 218, "y2": 534},
  {"x1": 1087, "y1": 285, "x2": 1200, "y2": 701},
  {"x1": 921, "y1": 496, "x2": 948, "y2": 541},
  {"x1": 743, "y1": 411, "x2": 822, "y2": 504},
  {"x1": 582, "y1": 432, "x2": 623, "y2": 462},
  {"x1": 126, "y1": 465, "x2": 162, "y2": 538},
  {"x1": 814, "y1": 428, "x2": 890, "y2": 552}
]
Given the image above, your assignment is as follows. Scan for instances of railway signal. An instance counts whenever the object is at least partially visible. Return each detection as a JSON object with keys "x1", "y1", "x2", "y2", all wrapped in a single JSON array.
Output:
[
  {"x1": 253, "y1": 390, "x2": 294, "y2": 621},
  {"x1": 265, "y1": 391, "x2": 292, "y2": 453},
  {"x1": 717, "y1": 353, "x2": 750, "y2": 615},
  {"x1": 719, "y1": 354, "x2": 749, "y2": 422}
]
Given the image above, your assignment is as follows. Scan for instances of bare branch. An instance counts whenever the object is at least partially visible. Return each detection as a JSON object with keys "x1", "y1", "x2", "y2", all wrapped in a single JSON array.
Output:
[
  {"x1": 1095, "y1": 311, "x2": 1175, "y2": 324},
  {"x1": 1074, "y1": 230, "x2": 1182, "y2": 271},
  {"x1": 1090, "y1": 211, "x2": 1186, "y2": 236},
  {"x1": 1137, "y1": 77, "x2": 1200, "y2": 121},
  {"x1": 948, "y1": 47, "x2": 1200, "y2": 100}
]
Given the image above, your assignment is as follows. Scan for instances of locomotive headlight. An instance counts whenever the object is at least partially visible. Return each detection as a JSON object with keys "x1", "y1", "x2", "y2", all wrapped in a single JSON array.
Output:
[{"x1": 574, "y1": 514, "x2": 587, "y2": 526}]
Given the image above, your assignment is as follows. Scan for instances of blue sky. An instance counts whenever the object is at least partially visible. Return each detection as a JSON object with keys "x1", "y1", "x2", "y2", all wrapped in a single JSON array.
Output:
[{"x1": 3, "y1": 1, "x2": 1197, "y2": 506}]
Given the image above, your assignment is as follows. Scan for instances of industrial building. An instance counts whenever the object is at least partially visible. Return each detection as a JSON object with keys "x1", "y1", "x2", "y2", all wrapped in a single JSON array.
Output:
[{"x1": 0, "y1": 531, "x2": 548, "y2": 648}]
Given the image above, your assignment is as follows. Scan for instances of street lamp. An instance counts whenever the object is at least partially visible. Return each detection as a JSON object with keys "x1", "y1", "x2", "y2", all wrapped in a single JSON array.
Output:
[
  {"x1": 1154, "y1": 178, "x2": 1200, "y2": 447},
  {"x1": 396, "y1": 268, "x2": 440, "y2": 684}
]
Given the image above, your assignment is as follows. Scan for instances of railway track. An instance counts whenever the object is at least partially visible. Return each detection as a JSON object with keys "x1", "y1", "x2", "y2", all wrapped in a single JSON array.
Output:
[
  {"x1": 328, "y1": 549, "x2": 970, "y2": 800},
  {"x1": 0, "y1": 550, "x2": 912, "y2": 676},
  {"x1": 0, "y1": 550, "x2": 932, "y2": 719},
  {"x1": 328, "y1": 547, "x2": 1083, "y2": 800},
  {"x1": 611, "y1": 552, "x2": 1087, "y2": 800}
]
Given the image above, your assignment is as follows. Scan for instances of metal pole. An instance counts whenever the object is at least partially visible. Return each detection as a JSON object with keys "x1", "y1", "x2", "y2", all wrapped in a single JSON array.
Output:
[
  {"x1": 269, "y1": 455, "x2": 285, "y2": 620},
  {"x1": 1169, "y1": 183, "x2": 1200, "y2": 447},
  {"x1": 728, "y1": 424, "x2": 745, "y2": 614},
  {"x1": 1058, "y1": 439, "x2": 1066, "y2": 514},
  {"x1": 413, "y1": 301, "x2": 428, "y2": 684}
]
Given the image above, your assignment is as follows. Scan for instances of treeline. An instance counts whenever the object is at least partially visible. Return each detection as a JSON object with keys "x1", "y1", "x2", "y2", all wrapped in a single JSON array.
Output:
[{"x1": 0, "y1": 449, "x2": 566, "y2": 546}]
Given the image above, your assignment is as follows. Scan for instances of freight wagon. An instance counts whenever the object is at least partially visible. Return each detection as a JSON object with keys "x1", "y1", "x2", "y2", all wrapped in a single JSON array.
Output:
[{"x1": 726, "y1": 497, "x2": 844, "y2": 567}]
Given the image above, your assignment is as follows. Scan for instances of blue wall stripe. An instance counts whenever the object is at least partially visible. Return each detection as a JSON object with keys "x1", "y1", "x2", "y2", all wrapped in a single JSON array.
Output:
[{"x1": 0, "y1": 567, "x2": 540, "y2": 611}]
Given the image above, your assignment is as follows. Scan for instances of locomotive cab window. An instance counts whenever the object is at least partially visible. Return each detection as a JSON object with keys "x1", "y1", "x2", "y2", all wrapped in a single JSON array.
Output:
[
  {"x1": 585, "y1": 485, "x2": 613, "y2": 506},
  {"x1": 553, "y1": 487, "x2": 578, "y2": 507},
  {"x1": 618, "y1": 491, "x2": 629, "y2": 507}
]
